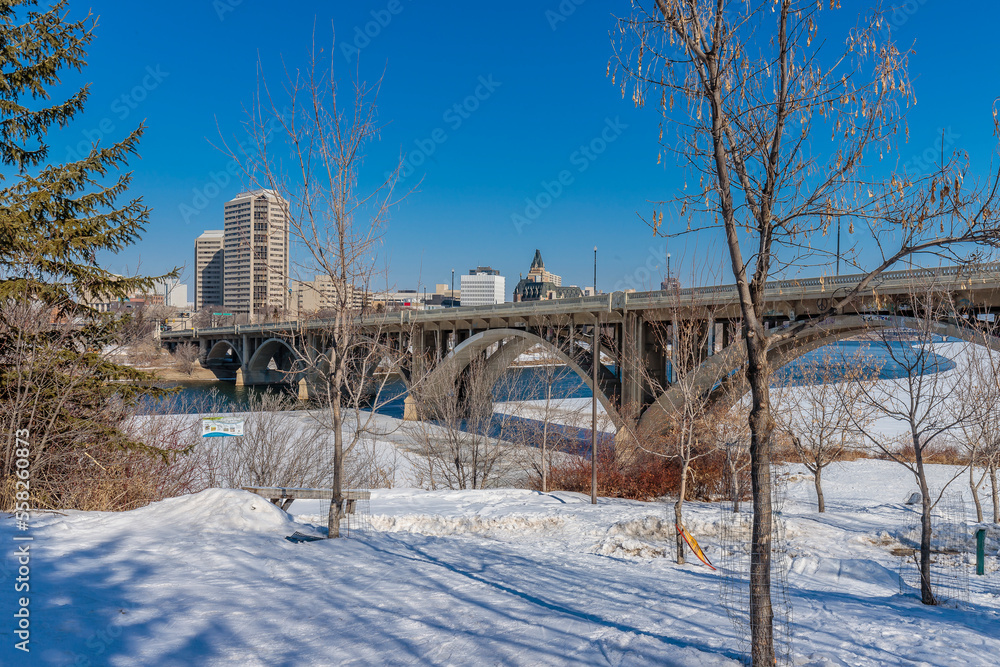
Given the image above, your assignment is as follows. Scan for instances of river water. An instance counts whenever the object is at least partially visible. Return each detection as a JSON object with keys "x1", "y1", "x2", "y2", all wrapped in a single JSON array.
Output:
[{"x1": 145, "y1": 340, "x2": 956, "y2": 416}]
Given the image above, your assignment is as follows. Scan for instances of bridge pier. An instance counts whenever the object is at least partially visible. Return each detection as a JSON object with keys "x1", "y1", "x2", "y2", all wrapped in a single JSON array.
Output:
[{"x1": 162, "y1": 264, "x2": 1000, "y2": 444}]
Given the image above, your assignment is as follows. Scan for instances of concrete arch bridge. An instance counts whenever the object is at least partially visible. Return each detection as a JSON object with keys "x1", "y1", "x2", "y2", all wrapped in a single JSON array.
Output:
[{"x1": 160, "y1": 263, "x2": 1000, "y2": 434}]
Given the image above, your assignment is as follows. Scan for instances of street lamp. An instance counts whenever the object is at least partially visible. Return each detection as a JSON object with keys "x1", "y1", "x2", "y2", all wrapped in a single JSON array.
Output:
[
  {"x1": 451, "y1": 268, "x2": 455, "y2": 307},
  {"x1": 836, "y1": 218, "x2": 841, "y2": 276}
]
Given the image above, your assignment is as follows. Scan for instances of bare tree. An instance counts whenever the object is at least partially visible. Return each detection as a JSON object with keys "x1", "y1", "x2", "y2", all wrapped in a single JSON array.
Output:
[
  {"x1": 615, "y1": 2, "x2": 1000, "y2": 655},
  {"x1": 517, "y1": 319, "x2": 592, "y2": 493},
  {"x1": 715, "y1": 403, "x2": 750, "y2": 513},
  {"x1": 629, "y1": 311, "x2": 719, "y2": 564},
  {"x1": 774, "y1": 349, "x2": 879, "y2": 512},
  {"x1": 407, "y1": 354, "x2": 532, "y2": 490},
  {"x1": 173, "y1": 343, "x2": 199, "y2": 376},
  {"x1": 964, "y1": 322, "x2": 1000, "y2": 524},
  {"x1": 207, "y1": 394, "x2": 329, "y2": 497},
  {"x1": 231, "y1": 38, "x2": 409, "y2": 537},
  {"x1": 851, "y1": 294, "x2": 972, "y2": 605}
]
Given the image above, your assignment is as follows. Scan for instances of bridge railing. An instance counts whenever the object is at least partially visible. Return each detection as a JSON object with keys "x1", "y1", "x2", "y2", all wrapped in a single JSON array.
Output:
[{"x1": 160, "y1": 262, "x2": 1000, "y2": 338}]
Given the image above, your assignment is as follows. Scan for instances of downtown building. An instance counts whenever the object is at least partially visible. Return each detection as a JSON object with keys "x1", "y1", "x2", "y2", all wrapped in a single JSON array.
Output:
[
  {"x1": 459, "y1": 266, "x2": 505, "y2": 306},
  {"x1": 512, "y1": 249, "x2": 582, "y2": 301},
  {"x1": 289, "y1": 274, "x2": 366, "y2": 317},
  {"x1": 222, "y1": 190, "x2": 290, "y2": 320},
  {"x1": 194, "y1": 230, "x2": 225, "y2": 310}
]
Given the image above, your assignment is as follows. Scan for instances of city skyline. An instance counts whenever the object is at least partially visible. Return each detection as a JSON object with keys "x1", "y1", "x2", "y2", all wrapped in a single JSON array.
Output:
[{"x1": 69, "y1": 1, "x2": 1000, "y2": 300}]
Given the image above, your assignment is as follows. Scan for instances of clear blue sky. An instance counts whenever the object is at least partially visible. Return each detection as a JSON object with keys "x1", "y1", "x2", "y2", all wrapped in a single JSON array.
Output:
[{"x1": 64, "y1": 0, "x2": 1000, "y2": 301}]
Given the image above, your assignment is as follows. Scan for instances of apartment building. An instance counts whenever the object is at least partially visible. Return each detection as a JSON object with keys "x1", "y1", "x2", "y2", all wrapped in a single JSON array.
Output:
[
  {"x1": 194, "y1": 230, "x2": 224, "y2": 310},
  {"x1": 222, "y1": 190, "x2": 289, "y2": 319}
]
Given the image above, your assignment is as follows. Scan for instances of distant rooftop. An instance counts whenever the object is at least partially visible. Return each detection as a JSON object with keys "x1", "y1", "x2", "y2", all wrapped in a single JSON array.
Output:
[
  {"x1": 230, "y1": 189, "x2": 283, "y2": 201},
  {"x1": 530, "y1": 249, "x2": 544, "y2": 271}
]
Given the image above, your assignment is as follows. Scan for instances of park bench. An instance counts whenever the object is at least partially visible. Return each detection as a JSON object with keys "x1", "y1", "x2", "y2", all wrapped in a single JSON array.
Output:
[{"x1": 242, "y1": 486, "x2": 371, "y2": 513}]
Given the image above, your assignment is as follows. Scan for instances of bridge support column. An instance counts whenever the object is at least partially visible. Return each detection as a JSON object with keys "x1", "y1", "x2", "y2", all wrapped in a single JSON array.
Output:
[
  {"x1": 242, "y1": 335, "x2": 249, "y2": 376},
  {"x1": 411, "y1": 325, "x2": 426, "y2": 380},
  {"x1": 403, "y1": 395, "x2": 420, "y2": 421},
  {"x1": 404, "y1": 325, "x2": 426, "y2": 422},
  {"x1": 619, "y1": 313, "x2": 644, "y2": 421}
]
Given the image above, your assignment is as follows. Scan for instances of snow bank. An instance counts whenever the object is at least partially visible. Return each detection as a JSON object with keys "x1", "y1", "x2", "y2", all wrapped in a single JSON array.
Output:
[
  {"x1": 370, "y1": 513, "x2": 567, "y2": 537},
  {"x1": 6, "y1": 460, "x2": 1000, "y2": 666},
  {"x1": 50, "y1": 488, "x2": 297, "y2": 538},
  {"x1": 789, "y1": 557, "x2": 902, "y2": 597}
]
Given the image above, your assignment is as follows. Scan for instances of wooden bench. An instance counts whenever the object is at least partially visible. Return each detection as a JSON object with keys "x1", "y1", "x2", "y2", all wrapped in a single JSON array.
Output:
[{"x1": 242, "y1": 487, "x2": 371, "y2": 513}]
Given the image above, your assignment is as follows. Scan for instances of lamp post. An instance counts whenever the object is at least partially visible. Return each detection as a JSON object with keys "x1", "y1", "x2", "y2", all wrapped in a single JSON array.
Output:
[
  {"x1": 836, "y1": 218, "x2": 841, "y2": 276},
  {"x1": 592, "y1": 245, "x2": 598, "y2": 505},
  {"x1": 451, "y1": 268, "x2": 455, "y2": 307}
]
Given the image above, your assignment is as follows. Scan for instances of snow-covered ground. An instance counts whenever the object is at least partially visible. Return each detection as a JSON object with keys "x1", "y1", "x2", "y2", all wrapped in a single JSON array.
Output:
[
  {"x1": 4, "y1": 340, "x2": 998, "y2": 665},
  {"x1": 3, "y1": 459, "x2": 998, "y2": 666}
]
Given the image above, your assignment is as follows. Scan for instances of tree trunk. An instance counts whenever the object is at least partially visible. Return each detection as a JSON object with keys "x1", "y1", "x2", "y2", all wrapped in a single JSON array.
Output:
[
  {"x1": 990, "y1": 460, "x2": 999, "y2": 524},
  {"x1": 746, "y1": 333, "x2": 775, "y2": 665},
  {"x1": 728, "y1": 456, "x2": 740, "y2": 513},
  {"x1": 915, "y1": 455, "x2": 936, "y2": 605},
  {"x1": 327, "y1": 363, "x2": 345, "y2": 539},
  {"x1": 675, "y1": 461, "x2": 688, "y2": 565},
  {"x1": 971, "y1": 462, "x2": 984, "y2": 524},
  {"x1": 814, "y1": 464, "x2": 825, "y2": 513},
  {"x1": 542, "y1": 382, "x2": 550, "y2": 493}
]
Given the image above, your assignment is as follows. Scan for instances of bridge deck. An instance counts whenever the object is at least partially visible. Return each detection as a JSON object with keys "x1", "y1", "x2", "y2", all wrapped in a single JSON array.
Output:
[{"x1": 163, "y1": 262, "x2": 1000, "y2": 340}]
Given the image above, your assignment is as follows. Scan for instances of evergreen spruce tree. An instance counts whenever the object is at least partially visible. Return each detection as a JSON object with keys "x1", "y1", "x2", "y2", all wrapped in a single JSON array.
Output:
[{"x1": 0, "y1": 0, "x2": 178, "y2": 510}]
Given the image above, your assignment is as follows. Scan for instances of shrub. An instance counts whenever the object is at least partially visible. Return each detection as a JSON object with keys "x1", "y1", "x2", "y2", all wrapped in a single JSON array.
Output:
[{"x1": 544, "y1": 444, "x2": 745, "y2": 502}]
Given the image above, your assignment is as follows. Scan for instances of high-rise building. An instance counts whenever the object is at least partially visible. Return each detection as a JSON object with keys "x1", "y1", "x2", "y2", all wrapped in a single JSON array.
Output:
[
  {"x1": 222, "y1": 190, "x2": 289, "y2": 319},
  {"x1": 155, "y1": 278, "x2": 189, "y2": 309},
  {"x1": 460, "y1": 266, "x2": 505, "y2": 306},
  {"x1": 194, "y1": 230, "x2": 224, "y2": 310}
]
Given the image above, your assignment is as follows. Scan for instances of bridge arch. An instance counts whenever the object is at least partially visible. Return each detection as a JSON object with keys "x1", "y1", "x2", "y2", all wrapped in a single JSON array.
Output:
[
  {"x1": 307, "y1": 336, "x2": 405, "y2": 404},
  {"x1": 638, "y1": 314, "x2": 1000, "y2": 431},
  {"x1": 206, "y1": 340, "x2": 243, "y2": 366},
  {"x1": 419, "y1": 328, "x2": 620, "y2": 419},
  {"x1": 247, "y1": 337, "x2": 308, "y2": 382}
]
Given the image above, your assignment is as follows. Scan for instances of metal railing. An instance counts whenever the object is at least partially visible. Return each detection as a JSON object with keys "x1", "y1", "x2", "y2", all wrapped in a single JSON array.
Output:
[{"x1": 161, "y1": 262, "x2": 1000, "y2": 340}]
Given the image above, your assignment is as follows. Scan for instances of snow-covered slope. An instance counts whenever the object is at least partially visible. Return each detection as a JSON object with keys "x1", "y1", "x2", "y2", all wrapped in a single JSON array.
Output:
[{"x1": 3, "y1": 460, "x2": 998, "y2": 666}]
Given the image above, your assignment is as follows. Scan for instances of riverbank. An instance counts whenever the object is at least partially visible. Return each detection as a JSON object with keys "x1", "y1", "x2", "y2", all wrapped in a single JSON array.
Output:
[{"x1": 145, "y1": 364, "x2": 219, "y2": 382}]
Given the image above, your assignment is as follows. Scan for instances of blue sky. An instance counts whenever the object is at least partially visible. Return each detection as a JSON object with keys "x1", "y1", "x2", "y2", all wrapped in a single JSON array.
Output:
[{"x1": 61, "y1": 0, "x2": 1000, "y2": 301}]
